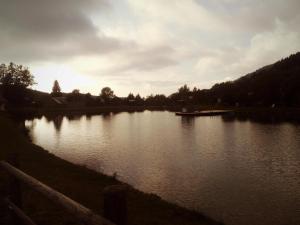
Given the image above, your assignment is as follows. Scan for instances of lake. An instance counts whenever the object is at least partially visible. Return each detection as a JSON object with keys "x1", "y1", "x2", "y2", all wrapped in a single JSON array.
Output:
[{"x1": 25, "y1": 111, "x2": 300, "y2": 225}]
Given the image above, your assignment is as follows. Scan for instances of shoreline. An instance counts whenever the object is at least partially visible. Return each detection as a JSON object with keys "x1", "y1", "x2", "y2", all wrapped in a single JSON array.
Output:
[
  {"x1": 0, "y1": 112, "x2": 223, "y2": 225},
  {"x1": 9, "y1": 105, "x2": 300, "y2": 124}
]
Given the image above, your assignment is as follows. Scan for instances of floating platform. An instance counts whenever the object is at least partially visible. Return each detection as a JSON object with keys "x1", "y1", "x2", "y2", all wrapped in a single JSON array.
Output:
[{"x1": 175, "y1": 110, "x2": 233, "y2": 117}]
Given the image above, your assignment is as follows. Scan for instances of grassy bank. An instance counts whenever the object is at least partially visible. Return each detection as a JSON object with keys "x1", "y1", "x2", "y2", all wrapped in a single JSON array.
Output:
[{"x1": 0, "y1": 112, "x2": 222, "y2": 225}]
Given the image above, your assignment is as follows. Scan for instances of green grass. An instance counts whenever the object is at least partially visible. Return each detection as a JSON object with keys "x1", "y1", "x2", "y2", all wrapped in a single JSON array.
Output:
[{"x1": 0, "y1": 112, "x2": 222, "y2": 225}]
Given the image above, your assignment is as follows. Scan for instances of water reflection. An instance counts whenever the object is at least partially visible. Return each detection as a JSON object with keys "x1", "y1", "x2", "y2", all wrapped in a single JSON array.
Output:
[
  {"x1": 180, "y1": 116, "x2": 195, "y2": 129},
  {"x1": 222, "y1": 112, "x2": 300, "y2": 125},
  {"x1": 25, "y1": 112, "x2": 300, "y2": 225},
  {"x1": 41, "y1": 114, "x2": 88, "y2": 132},
  {"x1": 102, "y1": 112, "x2": 115, "y2": 120},
  {"x1": 86, "y1": 114, "x2": 92, "y2": 121}
]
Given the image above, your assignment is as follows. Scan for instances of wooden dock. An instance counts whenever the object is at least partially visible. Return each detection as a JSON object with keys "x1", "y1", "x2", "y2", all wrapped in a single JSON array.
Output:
[{"x1": 175, "y1": 110, "x2": 233, "y2": 117}]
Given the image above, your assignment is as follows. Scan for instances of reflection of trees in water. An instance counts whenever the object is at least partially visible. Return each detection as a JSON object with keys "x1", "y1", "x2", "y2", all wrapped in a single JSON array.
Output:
[
  {"x1": 127, "y1": 111, "x2": 135, "y2": 114},
  {"x1": 102, "y1": 112, "x2": 118, "y2": 120},
  {"x1": 44, "y1": 114, "x2": 63, "y2": 132},
  {"x1": 53, "y1": 115, "x2": 63, "y2": 131},
  {"x1": 86, "y1": 114, "x2": 92, "y2": 121},
  {"x1": 65, "y1": 114, "x2": 82, "y2": 121},
  {"x1": 180, "y1": 116, "x2": 197, "y2": 152},
  {"x1": 181, "y1": 116, "x2": 195, "y2": 129},
  {"x1": 221, "y1": 114, "x2": 236, "y2": 122},
  {"x1": 44, "y1": 114, "x2": 89, "y2": 131},
  {"x1": 44, "y1": 114, "x2": 57, "y2": 123},
  {"x1": 221, "y1": 113, "x2": 300, "y2": 125}
]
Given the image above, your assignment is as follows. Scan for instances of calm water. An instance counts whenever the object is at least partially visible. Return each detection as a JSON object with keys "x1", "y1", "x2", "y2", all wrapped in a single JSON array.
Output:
[{"x1": 25, "y1": 111, "x2": 300, "y2": 225}]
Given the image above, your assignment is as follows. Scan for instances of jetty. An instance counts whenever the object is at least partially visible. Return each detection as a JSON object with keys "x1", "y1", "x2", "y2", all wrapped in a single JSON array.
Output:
[{"x1": 175, "y1": 110, "x2": 233, "y2": 117}]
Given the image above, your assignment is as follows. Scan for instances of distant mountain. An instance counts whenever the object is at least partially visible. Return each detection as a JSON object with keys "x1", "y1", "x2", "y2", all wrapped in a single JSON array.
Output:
[{"x1": 197, "y1": 52, "x2": 300, "y2": 107}]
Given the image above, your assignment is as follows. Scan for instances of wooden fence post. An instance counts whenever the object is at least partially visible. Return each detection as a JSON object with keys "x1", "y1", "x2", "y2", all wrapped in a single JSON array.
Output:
[
  {"x1": 103, "y1": 185, "x2": 128, "y2": 225},
  {"x1": 7, "y1": 153, "x2": 22, "y2": 225}
]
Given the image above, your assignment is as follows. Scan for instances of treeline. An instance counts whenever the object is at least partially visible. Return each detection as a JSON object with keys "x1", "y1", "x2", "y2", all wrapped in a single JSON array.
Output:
[
  {"x1": 64, "y1": 52, "x2": 300, "y2": 108},
  {"x1": 1, "y1": 52, "x2": 300, "y2": 108}
]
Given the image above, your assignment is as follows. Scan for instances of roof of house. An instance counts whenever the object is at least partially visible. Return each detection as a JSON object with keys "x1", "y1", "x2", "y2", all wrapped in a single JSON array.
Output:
[{"x1": 52, "y1": 97, "x2": 67, "y2": 105}]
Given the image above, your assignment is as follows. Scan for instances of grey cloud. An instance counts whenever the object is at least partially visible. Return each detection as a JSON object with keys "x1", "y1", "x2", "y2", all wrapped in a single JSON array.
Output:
[
  {"x1": 196, "y1": 0, "x2": 300, "y2": 32},
  {"x1": 0, "y1": 0, "x2": 129, "y2": 62},
  {"x1": 115, "y1": 79, "x2": 182, "y2": 87},
  {"x1": 108, "y1": 45, "x2": 179, "y2": 74},
  {"x1": 145, "y1": 80, "x2": 183, "y2": 88},
  {"x1": 0, "y1": 0, "x2": 176, "y2": 73}
]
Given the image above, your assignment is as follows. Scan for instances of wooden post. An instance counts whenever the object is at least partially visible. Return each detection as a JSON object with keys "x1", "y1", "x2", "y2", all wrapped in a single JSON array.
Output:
[
  {"x1": 7, "y1": 153, "x2": 22, "y2": 225},
  {"x1": 103, "y1": 185, "x2": 128, "y2": 225}
]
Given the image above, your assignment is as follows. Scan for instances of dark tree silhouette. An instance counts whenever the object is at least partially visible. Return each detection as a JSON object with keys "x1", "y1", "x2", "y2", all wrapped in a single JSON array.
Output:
[
  {"x1": 178, "y1": 84, "x2": 190, "y2": 95},
  {"x1": 145, "y1": 94, "x2": 168, "y2": 106},
  {"x1": 52, "y1": 80, "x2": 62, "y2": 96},
  {"x1": 0, "y1": 62, "x2": 35, "y2": 104},
  {"x1": 126, "y1": 94, "x2": 145, "y2": 105},
  {"x1": 72, "y1": 89, "x2": 80, "y2": 95},
  {"x1": 100, "y1": 87, "x2": 115, "y2": 103},
  {"x1": 0, "y1": 62, "x2": 35, "y2": 88},
  {"x1": 127, "y1": 93, "x2": 135, "y2": 100},
  {"x1": 67, "y1": 89, "x2": 81, "y2": 102},
  {"x1": 135, "y1": 94, "x2": 144, "y2": 105},
  {"x1": 85, "y1": 92, "x2": 99, "y2": 106}
]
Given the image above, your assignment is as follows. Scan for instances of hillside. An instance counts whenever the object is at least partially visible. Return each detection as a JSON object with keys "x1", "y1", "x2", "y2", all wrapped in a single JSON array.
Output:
[{"x1": 197, "y1": 52, "x2": 300, "y2": 106}]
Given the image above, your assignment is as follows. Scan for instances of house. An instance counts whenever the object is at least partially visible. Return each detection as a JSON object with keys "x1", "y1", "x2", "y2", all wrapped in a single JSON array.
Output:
[
  {"x1": 51, "y1": 97, "x2": 68, "y2": 105},
  {"x1": 43, "y1": 96, "x2": 68, "y2": 108}
]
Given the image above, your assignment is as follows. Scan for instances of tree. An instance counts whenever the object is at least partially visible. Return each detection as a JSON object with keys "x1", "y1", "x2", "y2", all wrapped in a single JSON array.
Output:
[
  {"x1": 52, "y1": 80, "x2": 61, "y2": 96},
  {"x1": 0, "y1": 62, "x2": 35, "y2": 88},
  {"x1": 67, "y1": 89, "x2": 80, "y2": 102},
  {"x1": 135, "y1": 94, "x2": 143, "y2": 101},
  {"x1": 72, "y1": 89, "x2": 80, "y2": 95},
  {"x1": 178, "y1": 84, "x2": 190, "y2": 95},
  {"x1": 145, "y1": 94, "x2": 168, "y2": 106},
  {"x1": 0, "y1": 62, "x2": 35, "y2": 104},
  {"x1": 135, "y1": 94, "x2": 144, "y2": 105},
  {"x1": 192, "y1": 87, "x2": 199, "y2": 93},
  {"x1": 127, "y1": 93, "x2": 135, "y2": 100},
  {"x1": 100, "y1": 87, "x2": 114, "y2": 103},
  {"x1": 85, "y1": 93, "x2": 98, "y2": 107}
]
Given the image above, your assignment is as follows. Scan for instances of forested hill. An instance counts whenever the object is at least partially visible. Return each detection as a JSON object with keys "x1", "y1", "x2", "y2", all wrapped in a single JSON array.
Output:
[{"x1": 195, "y1": 52, "x2": 300, "y2": 107}]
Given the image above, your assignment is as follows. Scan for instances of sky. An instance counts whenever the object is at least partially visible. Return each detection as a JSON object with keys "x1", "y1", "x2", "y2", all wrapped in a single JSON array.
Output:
[{"x1": 0, "y1": 0, "x2": 299, "y2": 97}]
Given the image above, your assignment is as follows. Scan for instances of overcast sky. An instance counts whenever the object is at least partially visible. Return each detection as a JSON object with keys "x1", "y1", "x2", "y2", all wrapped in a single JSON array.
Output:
[{"x1": 0, "y1": 0, "x2": 299, "y2": 96}]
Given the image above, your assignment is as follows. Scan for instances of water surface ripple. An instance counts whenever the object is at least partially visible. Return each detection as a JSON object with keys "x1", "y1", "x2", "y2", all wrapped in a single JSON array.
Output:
[{"x1": 25, "y1": 111, "x2": 300, "y2": 225}]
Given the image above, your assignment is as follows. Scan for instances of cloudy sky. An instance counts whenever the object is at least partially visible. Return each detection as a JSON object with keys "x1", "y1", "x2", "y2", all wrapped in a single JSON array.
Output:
[{"x1": 0, "y1": 0, "x2": 299, "y2": 96}]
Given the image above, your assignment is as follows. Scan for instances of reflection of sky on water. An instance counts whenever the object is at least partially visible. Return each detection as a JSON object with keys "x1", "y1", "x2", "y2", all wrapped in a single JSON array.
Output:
[{"x1": 25, "y1": 111, "x2": 300, "y2": 225}]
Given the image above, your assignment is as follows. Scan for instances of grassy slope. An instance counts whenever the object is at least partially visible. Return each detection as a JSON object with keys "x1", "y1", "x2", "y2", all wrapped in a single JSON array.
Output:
[{"x1": 0, "y1": 113, "x2": 221, "y2": 225}]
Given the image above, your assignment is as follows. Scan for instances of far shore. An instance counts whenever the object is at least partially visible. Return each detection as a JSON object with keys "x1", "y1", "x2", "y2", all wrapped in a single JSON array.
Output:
[{"x1": 8, "y1": 105, "x2": 300, "y2": 123}]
